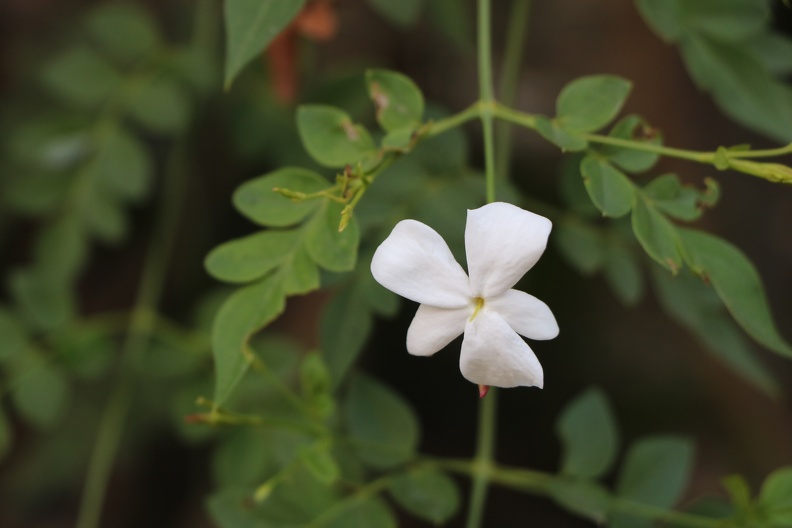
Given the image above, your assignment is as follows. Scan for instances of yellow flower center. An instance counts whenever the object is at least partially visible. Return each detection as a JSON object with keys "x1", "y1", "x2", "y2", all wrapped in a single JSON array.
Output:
[{"x1": 469, "y1": 297, "x2": 485, "y2": 322}]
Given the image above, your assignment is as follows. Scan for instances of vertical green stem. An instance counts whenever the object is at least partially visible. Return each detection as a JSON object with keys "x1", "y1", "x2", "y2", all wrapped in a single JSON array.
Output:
[
  {"x1": 478, "y1": 0, "x2": 497, "y2": 204},
  {"x1": 495, "y1": 0, "x2": 531, "y2": 182},
  {"x1": 467, "y1": 1, "x2": 498, "y2": 526},
  {"x1": 76, "y1": 143, "x2": 187, "y2": 528}
]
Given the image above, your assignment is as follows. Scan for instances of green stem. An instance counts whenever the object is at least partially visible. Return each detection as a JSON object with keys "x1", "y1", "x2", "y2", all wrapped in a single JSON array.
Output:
[
  {"x1": 478, "y1": 0, "x2": 497, "y2": 204},
  {"x1": 427, "y1": 103, "x2": 481, "y2": 138},
  {"x1": 495, "y1": 0, "x2": 532, "y2": 182},
  {"x1": 466, "y1": 1, "x2": 499, "y2": 526},
  {"x1": 76, "y1": 143, "x2": 188, "y2": 528},
  {"x1": 466, "y1": 389, "x2": 498, "y2": 528}
]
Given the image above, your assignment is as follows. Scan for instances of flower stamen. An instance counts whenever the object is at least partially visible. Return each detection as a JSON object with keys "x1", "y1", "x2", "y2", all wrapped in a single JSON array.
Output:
[{"x1": 469, "y1": 297, "x2": 485, "y2": 322}]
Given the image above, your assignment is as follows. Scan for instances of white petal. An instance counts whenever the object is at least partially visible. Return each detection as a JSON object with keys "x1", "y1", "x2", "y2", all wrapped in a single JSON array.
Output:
[
  {"x1": 465, "y1": 202, "x2": 552, "y2": 298},
  {"x1": 406, "y1": 304, "x2": 470, "y2": 356},
  {"x1": 488, "y1": 289, "x2": 559, "y2": 340},
  {"x1": 459, "y1": 309, "x2": 543, "y2": 388},
  {"x1": 371, "y1": 219, "x2": 470, "y2": 308}
]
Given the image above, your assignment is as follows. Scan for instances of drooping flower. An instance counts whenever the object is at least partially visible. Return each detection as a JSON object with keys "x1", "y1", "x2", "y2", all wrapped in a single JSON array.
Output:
[{"x1": 370, "y1": 202, "x2": 558, "y2": 392}]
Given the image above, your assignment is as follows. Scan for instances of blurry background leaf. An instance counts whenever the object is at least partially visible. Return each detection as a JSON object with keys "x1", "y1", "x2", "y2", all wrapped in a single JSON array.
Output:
[
  {"x1": 343, "y1": 373, "x2": 419, "y2": 469},
  {"x1": 367, "y1": 0, "x2": 424, "y2": 27},
  {"x1": 388, "y1": 468, "x2": 460, "y2": 524},
  {"x1": 85, "y1": 3, "x2": 160, "y2": 63},
  {"x1": 40, "y1": 48, "x2": 121, "y2": 108},
  {"x1": 10, "y1": 361, "x2": 73, "y2": 430},
  {"x1": 611, "y1": 436, "x2": 695, "y2": 528},
  {"x1": 128, "y1": 77, "x2": 191, "y2": 134},
  {"x1": 556, "y1": 387, "x2": 619, "y2": 479}
]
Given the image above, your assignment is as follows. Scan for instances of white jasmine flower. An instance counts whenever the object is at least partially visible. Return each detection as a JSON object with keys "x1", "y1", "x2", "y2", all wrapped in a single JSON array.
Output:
[{"x1": 370, "y1": 202, "x2": 558, "y2": 392}]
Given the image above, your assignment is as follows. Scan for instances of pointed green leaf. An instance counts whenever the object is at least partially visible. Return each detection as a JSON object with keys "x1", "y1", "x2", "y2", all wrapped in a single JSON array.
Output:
[
  {"x1": 365, "y1": 69, "x2": 424, "y2": 132},
  {"x1": 205, "y1": 230, "x2": 300, "y2": 284},
  {"x1": 631, "y1": 196, "x2": 683, "y2": 272},
  {"x1": 580, "y1": 155, "x2": 635, "y2": 218},
  {"x1": 556, "y1": 75, "x2": 632, "y2": 133},
  {"x1": 635, "y1": 0, "x2": 683, "y2": 41},
  {"x1": 211, "y1": 276, "x2": 286, "y2": 406},
  {"x1": 678, "y1": 229, "x2": 792, "y2": 359},
  {"x1": 85, "y1": 3, "x2": 160, "y2": 63},
  {"x1": 223, "y1": 0, "x2": 307, "y2": 88},
  {"x1": 389, "y1": 468, "x2": 460, "y2": 524},
  {"x1": 305, "y1": 201, "x2": 360, "y2": 272},
  {"x1": 9, "y1": 268, "x2": 75, "y2": 330},
  {"x1": 344, "y1": 373, "x2": 419, "y2": 469},
  {"x1": 234, "y1": 168, "x2": 328, "y2": 227},
  {"x1": 301, "y1": 444, "x2": 340, "y2": 484},
  {"x1": 557, "y1": 387, "x2": 619, "y2": 479},
  {"x1": 535, "y1": 116, "x2": 588, "y2": 151},
  {"x1": 612, "y1": 436, "x2": 695, "y2": 528},
  {"x1": 297, "y1": 105, "x2": 378, "y2": 167}
]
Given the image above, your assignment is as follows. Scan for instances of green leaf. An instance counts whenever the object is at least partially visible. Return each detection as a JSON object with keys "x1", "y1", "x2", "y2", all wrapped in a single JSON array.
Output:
[
  {"x1": 556, "y1": 75, "x2": 632, "y2": 133},
  {"x1": 9, "y1": 268, "x2": 75, "y2": 330},
  {"x1": 91, "y1": 126, "x2": 153, "y2": 202},
  {"x1": 603, "y1": 244, "x2": 644, "y2": 306},
  {"x1": 300, "y1": 444, "x2": 340, "y2": 484},
  {"x1": 85, "y1": 3, "x2": 160, "y2": 63},
  {"x1": 549, "y1": 478, "x2": 611, "y2": 523},
  {"x1": 234, "y1": 168, "x2": 329, "y2": 227},
  {"x1": 759, "y1": 467, "x2": 792, "y2": 525},
  {"x1": 296, "y1": 105, "x2": 378, "y2": 168},
  {"x1": 304, "y1": 201, "x2": 360, "y2": 272},
  {"x1": 652, "y1": 268, "x2": 779, "y2": 397},
  {"x1": 223, "y1": 0, "x2": 307, "y2": 88},
  {"x1": 388, "y1": 468, "x2": 460, "y2": 524},
  {"x1": 283, "y1": 246, "x2": 320, "y2": 295},
  {"x1": 367, "y1": 0, "x2": 423, "y2": 26},
  {"x1": 601, "y1": 115, "x2": 662, "y2": 173},
  {"x1": 631, "y1": 195, "x2": 683, "y2": 272},
  {"x1": 635, "y1": 0, "x2": 683, "y2": 41},
  {"x1": 554, "y1": 222, "x2": 605, "y2": 275},
  {"x1": 206, "y1": 230, "x2": 300, "y2": 284},
  {"x1": 558, "y1": 154, "x2": 599, "y2": 216},
  {"x1": 33, "y1": 213, "x2": 88, "y2": 281},
  {"x1": 40, "y1": 47, "x2": 121, "y2": 107},
  {"x1": 0, "y1": 406, "x2": 10, "y2": 461},
  {"x1": 11, "y1": 362, "x2": 73, "y2": 429},
  {"x1": 580, "y1": 155, "x2": 635, "y2": 218},
  {"x1": 0, "y1": 308, "x2": 28, "y2": 363},
  {"x1": 678, "y1": 0, "x2": 769, "y2": 42},
  {"x1": 612, "y1": 436, "x2": 694, "y2": 528},
  {"x1": 211, "y1": 277, "x2": 286, "y2": 406},
  {"x1": 300, "y1": 353, "x2": 333, "y2": 418},
  {"x1": 643, "y1": 174, "x2": 712, "y2": 221},
  {"x1": 128, "y1": 77, "x2": 191, "y2": 134},
  {"x1": 344, "y1": 373, "x2": 419, "y2": 469},
  {"x1": 557, "y1": 387, "x2": 619, "y2": 479},
  {"x1": 365, "y1": 69, "x2": 424, "y2": 132},
  {"x1": 749, "y1": 33, "x2": 792, "y2": 75},
  {"x1": 324, "y1": 497, "x2": 396, "y2": 528},
  {"x1": 678, "y1": 229, "x2": 792, "y2": 359},
  {"x1": 535, "y1": 116, "x2": 588, "y2": 151},
  {"x1": 322, "y1": 284, "x2": 373, "y2": 386},
  {"x1": 80, "y1": 190, "x2": 128, "y2": 244}
]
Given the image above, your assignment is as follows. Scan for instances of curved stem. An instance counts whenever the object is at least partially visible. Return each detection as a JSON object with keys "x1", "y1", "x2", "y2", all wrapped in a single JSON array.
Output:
[
  {"x1": 76, "y1": 142, "x2": 187, "y2": 528},
  {"x1": 495, "y1": 0, "x2": 532, "y2": 182}
]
